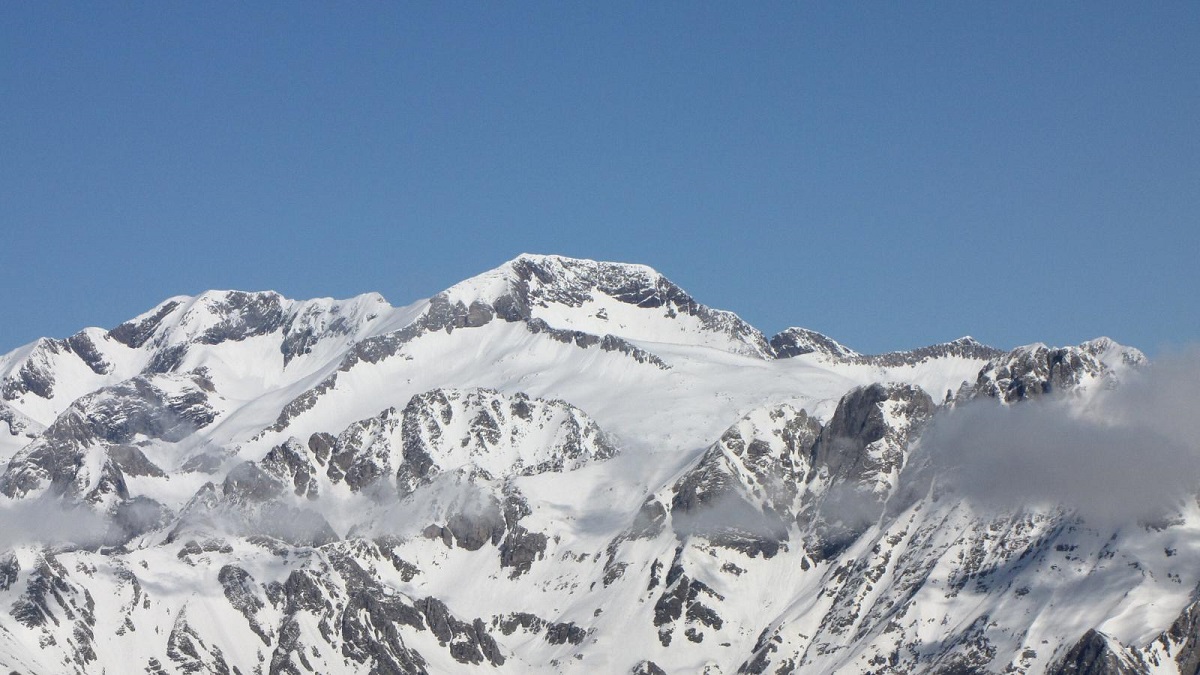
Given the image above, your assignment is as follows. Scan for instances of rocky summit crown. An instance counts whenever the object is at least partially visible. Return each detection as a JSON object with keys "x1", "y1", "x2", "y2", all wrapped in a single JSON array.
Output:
[{"x1": 0, "y1": 254, "x2": 1176, "y2": 675}]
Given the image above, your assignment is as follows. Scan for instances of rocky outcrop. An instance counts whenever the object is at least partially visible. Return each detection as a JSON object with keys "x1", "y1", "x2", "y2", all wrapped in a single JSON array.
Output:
[
  {"x1": 804, "y1": 383, "x2": 934, "y2": 560},
  {"x1": 769, "y1": 327, "x2": 860, "y2": 360},
  {"x1": 318, "y1": 388, "x2": 616, "y2": 496},
  {"x1": 1, "y1": 332, "x2": 114, "y2": 402},
  {"x1": 396, "y1": 388, "x2": 617, "y2": 493},
  {"x1": 9, "y1": 553, "x2": 99, "y2": 672},
  {"x1": 0, "y1": 373, "x2": 217, "y2": 504},
  {"x1": 420, "y1": 484, "x2": 549, "y2": 577},
  {"x1": 974, "y1": 344, "x2": 1107, "y2": 402},
  {"x1": 856, "y1": 336, "x2": 1004, "y2": 367},
  {"x1": 1049, "y1": 630, "x2": 1142, "y2": 675},
  {"x1": 501, "y1": 254, "x2": 773, "y2": 358},
  {"x1": 0, "y1": 400, "x2": 43, "y2": 438},
  {"x1": 186, "y1": 443, "x2": 339, "y2": 547},
  {"x1": 666, "y1": 404, "x2": 822, "y2": 558},
  {"x1": 770, "y1": 332, "x2": 1004, "y2": 367},
  {"x1": 108, "y1": 300, "x2": 183, "y2": 348}
]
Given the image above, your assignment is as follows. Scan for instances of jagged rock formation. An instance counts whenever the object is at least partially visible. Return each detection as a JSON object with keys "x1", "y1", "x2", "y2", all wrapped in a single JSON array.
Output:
[
  {"x1": 771, "y1": 330, "x2": 1006, "y2": 367},
  {"x1": 770, "y1": 327, "x2": 861, "y2": 360}
]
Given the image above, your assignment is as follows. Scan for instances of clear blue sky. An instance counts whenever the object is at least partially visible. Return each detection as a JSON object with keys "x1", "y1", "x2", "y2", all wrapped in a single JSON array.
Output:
[{"x1": 2, "y1": 3, "x2": 1197, "y2": 355}]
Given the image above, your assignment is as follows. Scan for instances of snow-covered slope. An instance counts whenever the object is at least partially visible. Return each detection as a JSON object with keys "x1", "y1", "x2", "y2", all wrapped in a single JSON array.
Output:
[{"x1": 0, "y1": 253, "x2": 1183, "y2": 675}]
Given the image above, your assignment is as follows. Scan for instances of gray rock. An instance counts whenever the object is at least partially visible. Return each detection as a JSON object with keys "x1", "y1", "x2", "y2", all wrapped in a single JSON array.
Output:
[
  {"x1": 0, "y1": 553, "x2": 19, "y2": 591},
  {"x1": 108, "y1": 497, "x2": 173, "y2": 543},
  {"x1": 65, "y1": 331, "x2": 111, "y2": 375},
  {"x1": 107, "y1": 445, "x2": 165, "y2": 478},
  {"x1": 1049, "y1": 630, "x2": 1143, "y2": 675},
  {"x1": 496, "y1": 611, "x2": 548, "y2": 636},
  {"x1": 108, "y1": 300, "x2": 181, "y2": 348},
  {"x1": 545, "y1": 621, "x2": 586, "y2": 645},
  {"x1": 259, "y1": 439, "x2": 319, "y2": 499},
  {"x1": 307, "y1": 432, "x2": 335, "y2": 466},
  {"x1": 1158, "y1": 597, "x2": 1200, "y2": 674},
  {"x1": 811, "y1": 383, "x2": 933, "y2": 487},
  {"x1": 769, "y1": 327, "x2": 860, "y2": 360},
  {"x1": 974, "y1": 344, "x2": 1106, "y2": 403},
  {"x1": 417, "y1": 596, "x2": 506, "y2": 666},
  {"x1": 662, "y1": 404, "x2": 822, "y2": 558},
  {"x1": 805, "y1": 383, "x2": 934, "y2": 561},
  {"x1": 255, "y1": 503, "x2": 339, "y2": 547},
  {"x1": 0, "y1": 401, "x2": 42, "y2": 437},
  {"x1": 180, "y1": 453, "x2": 224, "y2": 474},
  {"x1": 195, "y1": 291, "x2": 286, "y2": 345},
  {"x1": 1, "y1": 340, "x2": 60, "y2": 400},
  {"x1": 218, "y1": 565, "x2": 269, "y2": 645},
  {"x1": 633, "y1": 660, "x2": 668, "y2": 675},
  {"x1": 222, "y1": 462, "x2": 285, "y2": 504},
  {"x1": 857, "y1": 336, "x2": 1003, "y2": 367}
]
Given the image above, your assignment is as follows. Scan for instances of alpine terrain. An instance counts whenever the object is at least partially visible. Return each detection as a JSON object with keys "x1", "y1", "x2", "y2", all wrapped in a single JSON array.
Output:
[{"x1": 0, "y1": 253, "x2": 1192, "y2": 675}]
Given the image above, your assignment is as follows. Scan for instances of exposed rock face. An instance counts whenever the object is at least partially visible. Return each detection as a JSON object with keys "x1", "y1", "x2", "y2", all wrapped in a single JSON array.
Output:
[
  {"x1": 804, "y1": 383, "x2": 934, "y2": 560},
  {"x1": 632, "y1": 660, "x2": 668, "y2": 675},
  {"x1": 614, "y1": 383, "x2": 943, "y2": 664},
  {"x1": 109, "y1": 496, "x2": 173, "y2": 543},
  {"x1": 396, "y1": 388, "x2": 617, "y2": 493},
  {"x1": 223, "y1": 462, "x2": 286, "y2": 505},
  {"x1": 0, "y1": 401, "x2": 43, "y2": 437},
  {"x1": 0, "y1": 373, "x2": 217, "y2": 504},
  {"x1": 176, "y1": 440, "x2": 341, "y2": 548},
  {"x1": 1049, "y1": 630, "x2": 1143, "y2": 675},
  {"x1": 326, "y1": 254, "x2": 771, "y2": 367},
  {"x1": 770, "y1": 332, "x2": 1004, "y2": 367},
  {"x1": 258, "y1": 438, "x2": 320, "y2": 499},
  {"x1": 417, "y1": 479, "x2": 550, "y2": 578},
  {"x1": 974, "y1": 344, "x2": 1107, "y2": 402},
  {"x1": 109, "y1": 300, "x2": 182, "y2": 348},
  {"x1": 8, "y1": 552, "x2": 100, "y2": 671},
  {"x1": 810, "y1": 383, "x2": 933, "y2": 491},
  {"x1": 107, "y1": 445, "x2": 166, "y2": 478},
  {"x1": 499, "y1": 254, "x2": 774, "y2": 358},
  {"x1": 1079, "y1": 337, "x2": 1149, "y2": 369},
  {"x1": 333, "y1": 262, "x2": 684, "y2": 372},
  {"x1": 769, "y1": 327, "x2": 860, "y2": 360},
  {"x1": 1, "y1": 339, "x2": 64, "y2": 400},
  {"x1": 218, "y1": 565, "x2": 270, "y2": 645},
  {"x1": 650, "y1": 547, "x2": 726, "y2": 647},
  {"x1": 1166, "y1": 601, "x2": 1200, "y2": 675},
  {"x1": 111, "y1": 291, "x2": 293, "y2": 353},
  {"x1": 326, "y1": 406, "x2": 403, "y2": 492},
  {"x1": 666, "y1": 404, "x2": 822, "y2": 558},
  {"x1": 191, "y1": 291, "x2": 288, "y2": 345},
  {"x1": 855, "y1": 336, "x2": 1005, "y2": 367},
  {"x1": 318, "y1": 388, "x2": 616, "y2": 497},
  {"x1": 0, "y1": 332, "x2": 112, "y2": 402}
]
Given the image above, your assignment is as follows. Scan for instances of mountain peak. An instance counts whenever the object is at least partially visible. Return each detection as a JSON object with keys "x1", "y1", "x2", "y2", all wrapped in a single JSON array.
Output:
[
  {"x1": 433, "y1": 254, "x2": 773, "y2": 358},
  {"x1": 769, "y1": 327, "x2": 860, "y2": 360},
  {"x1": 1079, "y1": 336, "x2": 1148, "y2": 369}
]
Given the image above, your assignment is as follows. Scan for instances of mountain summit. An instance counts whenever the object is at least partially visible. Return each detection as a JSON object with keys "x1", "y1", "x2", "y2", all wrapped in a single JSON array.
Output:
[{"x1": 429, "y1": 253, "x2": 774, "y2": 357}]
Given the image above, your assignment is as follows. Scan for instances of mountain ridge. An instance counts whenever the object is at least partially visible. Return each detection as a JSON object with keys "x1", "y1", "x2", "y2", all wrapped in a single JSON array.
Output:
[{"x1": 1, "y1": 254, "x2": 1143, "y2": 395}]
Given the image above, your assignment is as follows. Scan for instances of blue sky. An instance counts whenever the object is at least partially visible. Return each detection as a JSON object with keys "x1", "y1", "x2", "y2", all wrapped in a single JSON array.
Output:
[{"x1": 2, "y1": 3, "x2": 1197, "y2": 355}]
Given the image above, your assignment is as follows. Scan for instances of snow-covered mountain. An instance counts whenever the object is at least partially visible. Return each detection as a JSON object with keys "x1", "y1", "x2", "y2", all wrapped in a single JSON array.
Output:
[{"x1": 0, "y1": 253, "x2": 1187, "y2": 675}]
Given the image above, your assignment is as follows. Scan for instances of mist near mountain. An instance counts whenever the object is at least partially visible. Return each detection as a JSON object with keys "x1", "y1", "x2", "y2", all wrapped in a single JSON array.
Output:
[{"x1": 925, "y1": 348, "x2": 1200, "y2": 525}]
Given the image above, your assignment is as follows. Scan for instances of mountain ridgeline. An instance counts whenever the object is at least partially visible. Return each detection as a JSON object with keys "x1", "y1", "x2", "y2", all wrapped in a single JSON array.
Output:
[{"x1": 0, "y1": 253, "x2": 1185, "y2": 675}]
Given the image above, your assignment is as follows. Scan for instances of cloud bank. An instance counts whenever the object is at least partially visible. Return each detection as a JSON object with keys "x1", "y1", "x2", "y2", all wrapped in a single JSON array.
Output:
[{"x1": 922, "y1": 347, "x2": 1200, "y2": 524}]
